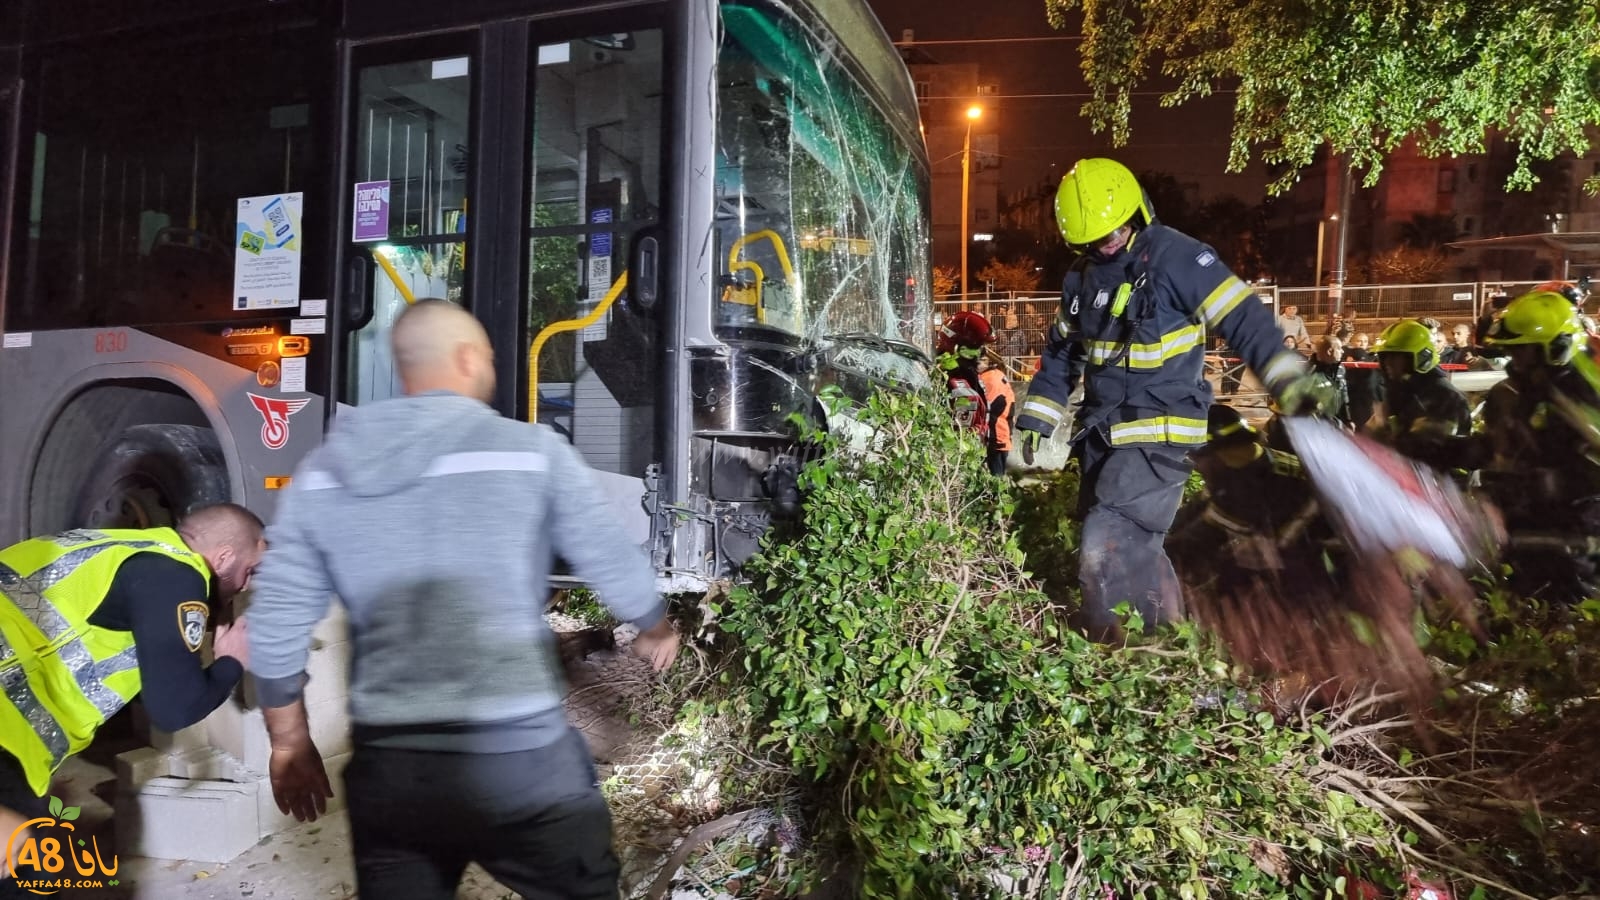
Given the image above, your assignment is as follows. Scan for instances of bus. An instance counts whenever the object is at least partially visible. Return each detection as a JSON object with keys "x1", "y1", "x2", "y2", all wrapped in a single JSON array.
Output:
[{"x1": 0, "y1": 0, "x2": 932, "y2": 594}]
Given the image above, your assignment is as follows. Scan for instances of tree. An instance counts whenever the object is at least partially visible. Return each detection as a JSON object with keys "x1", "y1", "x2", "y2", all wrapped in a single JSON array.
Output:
[
  {"x1": 1044, "y1": 0, "x2": 1600, "y2": 193},
  {"x1": 931, "y1": 265, "x2": 960, "y2": 298},
  {"x1": 975, "y1": 256, "x2": 1043, "y2": 293},
  {"x1": 1188, "y1": 194, "x2": 1270, "y2": 280},
  {"x1": 1360, "y1": 246, "x2": 1450, "y2": 284}
]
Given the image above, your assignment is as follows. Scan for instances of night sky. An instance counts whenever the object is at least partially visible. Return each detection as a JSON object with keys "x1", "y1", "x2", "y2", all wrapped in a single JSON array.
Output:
[{"x1": 866, "y1": 0, "x2": 1271, "y2": 204}]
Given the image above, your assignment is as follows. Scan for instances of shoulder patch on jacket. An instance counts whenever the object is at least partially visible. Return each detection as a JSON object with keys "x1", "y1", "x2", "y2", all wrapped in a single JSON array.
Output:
[
  {"x1": 1196, "y1": 251, "x2": 1217, "y2": 267},
  {"x1": 177, "y1": 601, "x2": 208, "y2": 653}
]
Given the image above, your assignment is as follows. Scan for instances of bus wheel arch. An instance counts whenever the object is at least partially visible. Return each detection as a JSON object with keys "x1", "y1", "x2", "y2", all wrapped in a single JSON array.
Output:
[{"x1": 28, "y1": 379, "x2": 235, "y2": 534}]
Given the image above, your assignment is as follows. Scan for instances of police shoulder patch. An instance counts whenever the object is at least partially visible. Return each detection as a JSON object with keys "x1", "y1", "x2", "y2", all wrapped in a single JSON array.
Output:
[
  {"x1": 177, "y1": 601, "x2": 208, "y2": 653},
  {"x1": 1196, "y1": 251, "x2": 1217, "y2": 268}
]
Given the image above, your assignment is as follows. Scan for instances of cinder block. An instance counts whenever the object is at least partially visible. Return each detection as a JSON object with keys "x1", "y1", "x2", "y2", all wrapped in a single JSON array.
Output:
[
  {"x1": 147, "y1": 721, "x2": 211, "y2": 755},
  {"x1": 306, "y1": 698, "x2": 352, "y2": 759},
  {"x1": 255, "y1": 752, "x2": 351, "y2": 840},
  {"x1": 114, "y1": 747, "x2": 171, "y2": 788},
  {"x1": 204, "y1": 697, "x2": 251, "y2": 764},
  {"x1": 303, "y1": 640, "x2": 351, "y2": 703},
  {"x1": 168, "y1": 748, "x2": 250, "y2": 783},
  {"x1": 116, "y1": 776, "x2": 260, "y2": 863}
]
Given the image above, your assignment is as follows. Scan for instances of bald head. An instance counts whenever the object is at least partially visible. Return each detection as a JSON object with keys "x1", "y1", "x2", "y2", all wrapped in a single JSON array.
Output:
[
  {"x1": 177, "y1": 503, "x2": 266, "y2": 597},
  {"x1": 391, "y1": 299, "x2": 496, "y2": 403}
]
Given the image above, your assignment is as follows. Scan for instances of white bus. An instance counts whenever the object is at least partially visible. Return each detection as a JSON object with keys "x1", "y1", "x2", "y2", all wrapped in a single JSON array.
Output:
[{"x1": 0, "y1": 0, "x2": 933, "y2": 592}]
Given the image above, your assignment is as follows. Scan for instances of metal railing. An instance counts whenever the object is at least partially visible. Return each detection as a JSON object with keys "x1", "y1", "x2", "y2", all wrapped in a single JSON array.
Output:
[{"x1": 936, "y1": 280, "x2": 1551, "y2": 372}]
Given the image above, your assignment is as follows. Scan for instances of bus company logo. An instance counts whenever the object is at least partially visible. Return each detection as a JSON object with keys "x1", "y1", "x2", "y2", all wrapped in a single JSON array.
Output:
[
  {"x1": 5, "y1": 795, "x2": 119, "y2": 894},
  {"x1": 247, "y1": 393, "x2": 311, "y2": 450}
]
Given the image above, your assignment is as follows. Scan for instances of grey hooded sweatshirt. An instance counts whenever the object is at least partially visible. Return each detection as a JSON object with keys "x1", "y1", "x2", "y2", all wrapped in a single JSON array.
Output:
[{"x1": 248, "y1": 391, "x2": 664, "y2": 752}]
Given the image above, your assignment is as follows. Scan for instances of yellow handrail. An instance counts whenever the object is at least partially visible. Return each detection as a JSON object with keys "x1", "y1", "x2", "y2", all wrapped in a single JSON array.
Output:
[
  {"x1": 727, "y1": 229, "x2": 795, "y2": 281},
  {"x1": 527, "y1": 272, "x2": 630, "y2": 422},
  {"x1": 371, "y1": 248, "x2": 418, "y2": 304}
]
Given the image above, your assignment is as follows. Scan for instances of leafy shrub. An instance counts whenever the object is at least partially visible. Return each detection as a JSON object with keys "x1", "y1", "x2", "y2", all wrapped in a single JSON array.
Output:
[{"x1": 702, "y1": 387, "x2": 1403, "y2": 898}]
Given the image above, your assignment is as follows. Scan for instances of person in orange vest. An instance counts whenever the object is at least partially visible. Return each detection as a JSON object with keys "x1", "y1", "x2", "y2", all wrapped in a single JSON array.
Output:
[{"x1": 979, "y1": 356, "x2": 1016, "y2": 476}]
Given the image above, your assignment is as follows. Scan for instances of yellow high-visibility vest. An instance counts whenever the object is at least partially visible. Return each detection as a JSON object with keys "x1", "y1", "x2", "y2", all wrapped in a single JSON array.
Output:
[{"x1": 0, "y1": 528, "x2": 210, "y2": 795}]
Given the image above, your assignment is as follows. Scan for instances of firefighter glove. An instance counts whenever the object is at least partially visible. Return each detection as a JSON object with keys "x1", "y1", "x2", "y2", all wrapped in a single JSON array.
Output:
[
  {"x1": 1018, "y1": 428, "x2": 1043, "y2": 465},
  {"x1": 1276, "y1": 372, "x2": 1340, "y2": 418}
]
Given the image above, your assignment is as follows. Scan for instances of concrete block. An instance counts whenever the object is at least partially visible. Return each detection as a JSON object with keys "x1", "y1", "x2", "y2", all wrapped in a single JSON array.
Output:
[
  {"x1": 147, "y1": 721, "x2": 210, "y2": 755},
  {"x1": 255, "y1": 752, "x2": 351, "y2": 840},
  {"x1": 114, "y1": 747, "x2": 171, "y2": 788},
  {"x1": 116, "y1": 776, "x2": 260, "y2": 863},
  {"x1": 303, "y1": 640, "x2": 351, "y2": 703},
  {"x1": 237, "y1": 708, "x2": 272, "y2": 775},
  {"x1": 168, "y1": 748, "x2": 250, "y2": 783},
  {"x1": 306, "y1": 698, "x2": 352, "y2": 759},
  {"x1": 204, "y1": 697, "x2": 251, "y2": 764}
]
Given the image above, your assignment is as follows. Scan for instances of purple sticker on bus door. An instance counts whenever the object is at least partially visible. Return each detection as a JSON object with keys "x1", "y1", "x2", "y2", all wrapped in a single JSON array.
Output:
[{"x1": 353, "y1": 181, "x2": 390, "y2": 242}]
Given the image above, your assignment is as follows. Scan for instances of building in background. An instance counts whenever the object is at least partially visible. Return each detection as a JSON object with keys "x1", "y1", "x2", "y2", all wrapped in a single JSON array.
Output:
[
  {"x1": 1276, "y1": 130, "x2": 1600, "y2": 285},
  {"x1": 901, "y1": 31, "x2": 1000, "y2": 291}
]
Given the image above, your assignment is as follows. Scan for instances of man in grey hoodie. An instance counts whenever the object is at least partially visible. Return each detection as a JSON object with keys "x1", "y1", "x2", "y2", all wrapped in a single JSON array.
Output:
[{"x1": 246, "y1": 300, "x2": 678, "y2": 899}]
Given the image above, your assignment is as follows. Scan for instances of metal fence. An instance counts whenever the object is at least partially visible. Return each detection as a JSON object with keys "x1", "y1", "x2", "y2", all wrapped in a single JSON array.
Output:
[{"x1": 935, "y1": 281, "x2": 1552, "y2": 374}]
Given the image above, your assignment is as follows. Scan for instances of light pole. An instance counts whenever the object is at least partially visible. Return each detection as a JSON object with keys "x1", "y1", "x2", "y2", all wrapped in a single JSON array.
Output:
[
  {"x1": 1314, "y1": 213, "x2": 1338, "y2": 289},
  {"x1": 960, "y1": 104, "x2": 982, "y2": 304}
]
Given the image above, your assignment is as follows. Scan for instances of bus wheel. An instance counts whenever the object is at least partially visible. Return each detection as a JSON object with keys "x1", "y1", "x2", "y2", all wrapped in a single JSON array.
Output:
[{"x1": 72, "y1": 424, "x2": 231, "y2": 530}]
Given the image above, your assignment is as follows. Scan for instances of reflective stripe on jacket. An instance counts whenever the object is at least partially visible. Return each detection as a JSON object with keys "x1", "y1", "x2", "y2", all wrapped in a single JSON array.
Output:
[
  {"x1": 0, "y1": 528, "x2": 209, "y2": 795},
  {"x1": 1015, "y1": 223, "x2": 1304, "y2": 447}
]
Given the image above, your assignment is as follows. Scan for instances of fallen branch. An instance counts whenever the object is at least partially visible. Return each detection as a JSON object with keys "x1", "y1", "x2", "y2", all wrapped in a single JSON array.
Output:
[{"x1": 642, "y1": 810, "x2": 763, "y2": 900}]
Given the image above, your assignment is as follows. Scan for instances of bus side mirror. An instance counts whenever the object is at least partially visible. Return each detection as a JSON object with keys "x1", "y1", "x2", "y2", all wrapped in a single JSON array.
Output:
[{"x1": 631, "y1": 231, "x2": 660, "y2": 312}]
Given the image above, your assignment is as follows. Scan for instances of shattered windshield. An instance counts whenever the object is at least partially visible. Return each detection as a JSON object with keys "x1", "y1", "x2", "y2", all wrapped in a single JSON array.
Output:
[{"x1": 714, "y1": 0, "x2": 931, "y2": 356}]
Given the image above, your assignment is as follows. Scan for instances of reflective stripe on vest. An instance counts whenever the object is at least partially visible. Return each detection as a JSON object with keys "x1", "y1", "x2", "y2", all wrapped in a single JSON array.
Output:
[
  {"x1": 1108, "y1": 415, "x2": 1209, "y2": 446},
  {"x1": 1085, "y1": 323, "x2": 1205, "y2": 369},
  {"x1": 0, "y1": 529, "x2": 209, "y2": 795}
]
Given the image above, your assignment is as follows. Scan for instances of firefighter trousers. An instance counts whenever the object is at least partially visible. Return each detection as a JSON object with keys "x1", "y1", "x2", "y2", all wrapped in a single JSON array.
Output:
[{"x1": 1076, "y1": 433, "x2": 1193, "y2": 639}]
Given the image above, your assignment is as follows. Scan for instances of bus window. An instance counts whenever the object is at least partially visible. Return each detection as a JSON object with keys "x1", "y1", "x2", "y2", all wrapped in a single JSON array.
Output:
[
  {"x1": 14, "y1": 30, "x2": 321, "y2": 332},
  {"x1": 344, "y1": 51, "x2": 472, "y2": 406},
  {"x1": 525, "y1": 30, "x2": 663, "y2": 476},
  {"x1": 714, "y1": 1, "x2": 931, "y2": 354}
]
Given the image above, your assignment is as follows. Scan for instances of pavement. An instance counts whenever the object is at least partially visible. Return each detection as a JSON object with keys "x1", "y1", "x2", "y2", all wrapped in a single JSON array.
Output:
[{"x1": 46, "y1": 756, "x2": 521, "y2": 900}]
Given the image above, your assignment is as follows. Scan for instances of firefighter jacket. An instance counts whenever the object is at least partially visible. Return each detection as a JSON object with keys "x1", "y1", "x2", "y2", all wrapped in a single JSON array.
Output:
[
  {"x1": 1015, "y1": 224, "x2": 1304, "y2": 447},
  {"x1": 1477, "y1": 366, "x2": 1600, "y2": 528},
  {"x1": 1384, "y1": 369, "x2": 1471, "y2": 438},
  {"x1": 0, "y1": 528, "x2": 210, "y2": 795}
]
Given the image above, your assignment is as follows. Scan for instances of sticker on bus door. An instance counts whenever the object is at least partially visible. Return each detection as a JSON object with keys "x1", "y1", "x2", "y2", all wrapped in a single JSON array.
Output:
[{"x1": 247, "y1": 393, "x2": 310, "y2": 449}]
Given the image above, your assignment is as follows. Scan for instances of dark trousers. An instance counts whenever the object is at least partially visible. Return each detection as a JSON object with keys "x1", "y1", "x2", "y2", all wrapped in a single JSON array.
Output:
[
  {"x1": 986, "y1": 448, "x2": 1008, "y2": 476},
  {"x1": 345, "y1": 728, "x2": 620, "y2": 900},
  {"x1": 1076, "y1": 433, "x2": 1193, "y2": 639},
  {"x1": 0, "y1": 751, "x2": 46, "y2": 900}
]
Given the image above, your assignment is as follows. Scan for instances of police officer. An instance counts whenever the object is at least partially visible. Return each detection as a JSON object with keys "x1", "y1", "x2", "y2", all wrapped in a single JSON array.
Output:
[
  {"x1": 1474, "y1": 289, "x2": 1600, "y2": 601},
  {"x1": 0, "y1": 505, "x2": 262, "y2": 851},
  {"x1": 1013, "y1": 158, "x2": 1316, "y2": 639},
  {"x1": 1371, "y1": 319, "x2": 1472, "y2": 470}
]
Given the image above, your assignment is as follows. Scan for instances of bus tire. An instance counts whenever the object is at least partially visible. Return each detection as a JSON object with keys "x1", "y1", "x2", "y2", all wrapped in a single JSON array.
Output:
[{"x1": 72, "y1": 424, "x2": 231, "y2": 530}]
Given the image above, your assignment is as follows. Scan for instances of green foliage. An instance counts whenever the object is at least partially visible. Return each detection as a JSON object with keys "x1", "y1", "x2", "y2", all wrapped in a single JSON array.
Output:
[
  {"x1": 1044, "y1": 0, "x2": 1600, "y2": 192},
  {"x1": 705, "y1": 387, "x2": 1401, "y2": 897}
]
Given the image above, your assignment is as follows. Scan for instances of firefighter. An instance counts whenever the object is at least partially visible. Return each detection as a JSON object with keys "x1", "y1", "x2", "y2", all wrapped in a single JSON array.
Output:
[
  {"x1": 1371, "y1": 318, "x2": 1472, "y2": 470},
  {"x1": 978, "y1": 355, "x2": 1016, "y2": 476},
  {"x1": 1474, "y1": 289, "x2": 1600, "y2": 601},
  {"x1": 1169, "y1": 405, "x2": 1322, "y2": 592},
  {"x1": 0, "y1": 505, "x2": 261, "y2": 844},
  {"x1": 1013, "y1": 157, "x2": 1320, "y2": 639},
  {"x1": 937, "y1": 310, "x2": 995, "y2": 450}
]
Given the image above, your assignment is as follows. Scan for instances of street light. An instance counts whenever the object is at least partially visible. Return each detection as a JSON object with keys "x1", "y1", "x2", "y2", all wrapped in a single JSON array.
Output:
[{"x1": 961, "y1": 104, "x2": 982, "y2": 303}]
